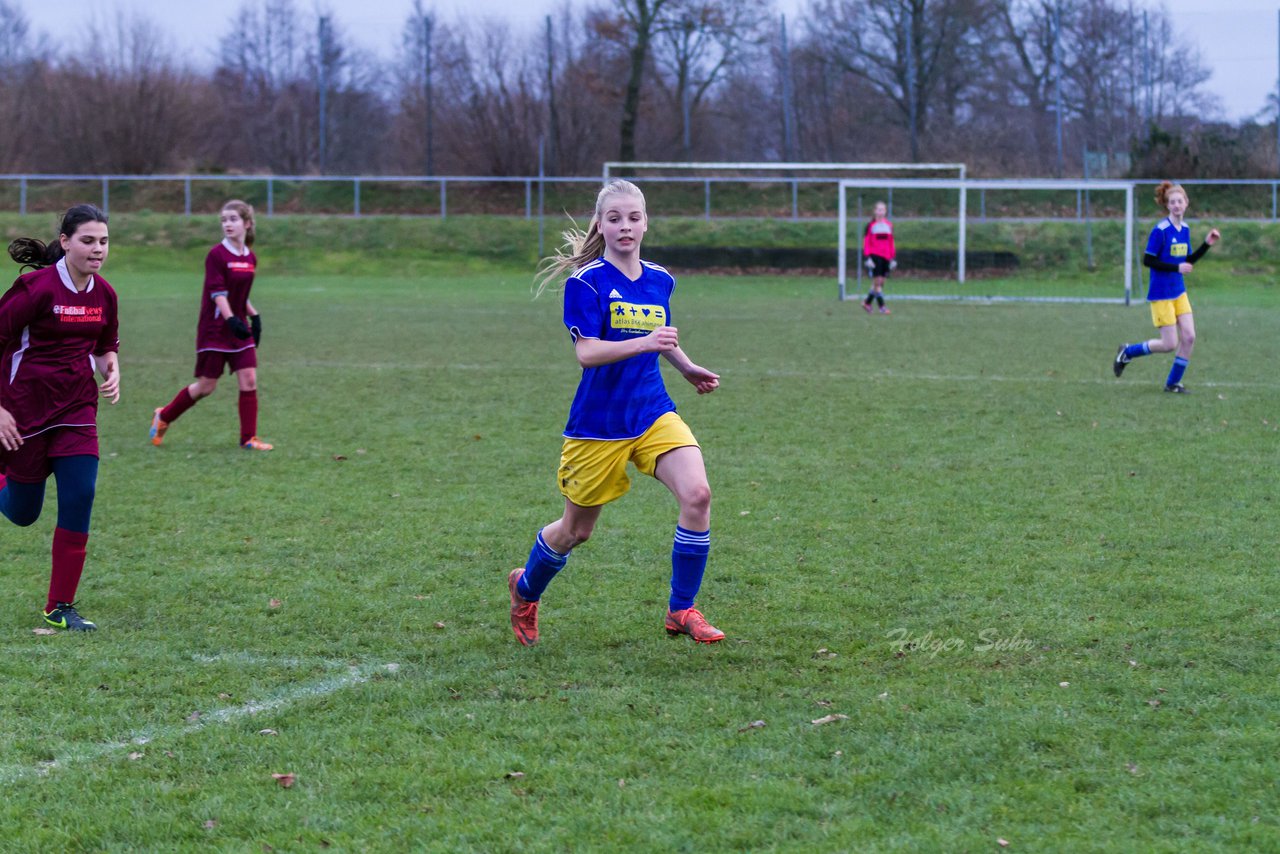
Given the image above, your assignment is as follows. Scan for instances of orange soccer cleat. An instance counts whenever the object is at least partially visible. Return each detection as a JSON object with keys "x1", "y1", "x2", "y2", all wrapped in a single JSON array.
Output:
[
  {"x1": 665, "y1": 607, "x2": 725, "y2": 643},
  {"x1": 241, "y1": 436, "x2": 274, "y2": 451},
  {"x1": 149, "y1": 408, "x2": 169, "y2": 446},
  {"x1": 508, "y1": 567, "x2": 539, "y2": 646}
]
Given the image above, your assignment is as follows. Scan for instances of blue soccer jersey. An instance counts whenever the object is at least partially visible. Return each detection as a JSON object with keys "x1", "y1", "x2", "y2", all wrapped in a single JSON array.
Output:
[
  {"x1": 561, "y1": 258, "x2": 676, "y2": 440},
  {"x1": 1145, "y1": 218, "x2": 1193, "y2": 301}
]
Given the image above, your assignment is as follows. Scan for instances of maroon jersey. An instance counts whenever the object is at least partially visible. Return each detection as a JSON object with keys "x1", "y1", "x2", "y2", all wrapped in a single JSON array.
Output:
[
  {"x1": 0, "y1": 259, "x2": 120, "y2": 437},
  {"x1": 196, "y1": 240, "x2": 257, "y2": 353}
]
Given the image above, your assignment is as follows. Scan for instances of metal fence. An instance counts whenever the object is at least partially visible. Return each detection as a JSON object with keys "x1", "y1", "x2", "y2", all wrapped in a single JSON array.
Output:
[{"x1": 4, "y1": 173, "x2": 1280, "y2": 222}]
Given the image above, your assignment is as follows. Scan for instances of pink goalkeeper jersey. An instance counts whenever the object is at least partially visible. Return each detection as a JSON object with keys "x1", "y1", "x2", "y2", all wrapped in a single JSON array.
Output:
[
  {"x1": 196, "y1": 240, "x2": 257, "y2": 353},
  {"x1": 863, "y1": 219, "x2": 896, "y2": 260},
  {"x1": 0, "y1": 259, "x2": 120, "y2": 438}
]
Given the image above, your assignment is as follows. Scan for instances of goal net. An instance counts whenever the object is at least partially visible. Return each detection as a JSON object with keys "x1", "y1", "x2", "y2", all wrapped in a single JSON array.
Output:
[{"x1": 838, "y1": 178, "x2": 1138, "y2": 304}]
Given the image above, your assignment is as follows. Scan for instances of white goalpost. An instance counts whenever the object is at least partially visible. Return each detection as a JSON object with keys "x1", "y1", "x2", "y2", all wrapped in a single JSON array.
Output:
[
  {"x1": 838, "y1": 178, "x2": 1137, "y2": 304},
  {"x1": 603, "y1": 161, "x2": 967, "y2": 181}
]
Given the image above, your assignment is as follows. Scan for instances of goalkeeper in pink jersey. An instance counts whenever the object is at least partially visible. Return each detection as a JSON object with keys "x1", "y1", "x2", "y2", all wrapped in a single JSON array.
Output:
[
  {"x1": 861, "y1": 200, "x2": 896, "y2": 314},
  {"x1": 0, "y1": 205, "x2": 121, "y2": 631},
  {"x1": 150, "y1": 200, "x2": 272, "y2": 450}
]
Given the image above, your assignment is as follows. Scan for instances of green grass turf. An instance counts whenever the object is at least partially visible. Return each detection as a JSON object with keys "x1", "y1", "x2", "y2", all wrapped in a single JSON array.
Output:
[{"x1": 0, "y1": 259, "x2": 1277, "y2": 850}]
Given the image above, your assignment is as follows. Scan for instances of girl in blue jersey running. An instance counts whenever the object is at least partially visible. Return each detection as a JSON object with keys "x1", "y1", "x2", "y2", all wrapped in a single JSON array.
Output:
[
  {"x1": 1113, "y1": 181, "x2": 1220, "y2": 393},
  {"x1": 507, "y1": 179, "x2": 724, "y2": 646}
]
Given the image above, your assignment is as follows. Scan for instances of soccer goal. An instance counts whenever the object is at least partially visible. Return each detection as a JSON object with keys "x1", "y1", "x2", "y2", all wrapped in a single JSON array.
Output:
[{"x1": 838, "y1": 178, "x2": 1138, "y2": 304}]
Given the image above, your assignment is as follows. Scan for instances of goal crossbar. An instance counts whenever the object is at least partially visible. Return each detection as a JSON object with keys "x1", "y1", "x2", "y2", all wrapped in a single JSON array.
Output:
[
  {"x1": 604, "y1": 161, "x2": 967, "y2": 180},
  {"x1": 838, "y1": 178, "x2": 1136, "y2": 303}
]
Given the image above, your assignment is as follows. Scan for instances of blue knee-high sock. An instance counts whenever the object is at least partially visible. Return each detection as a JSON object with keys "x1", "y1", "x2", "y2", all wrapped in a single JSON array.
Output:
[
  {"x1": 669, "y1": 526, "x2": 710, "y2": 612},
  {"x1": 1166, "y1": 357, "x2": 1189, "y2": 388},
  {"x1": 1124, "y1": 342, "x2": 1151, "y2": 359},
  {"x1": 517, "y1": 532, "x2": 568, "y2": 602},
  {"x1": 0, "y1": 477, "x2": 46, "y2": 527},
  {"x1": 50, "y1": 456, "x2": 97, "y2": 533}
]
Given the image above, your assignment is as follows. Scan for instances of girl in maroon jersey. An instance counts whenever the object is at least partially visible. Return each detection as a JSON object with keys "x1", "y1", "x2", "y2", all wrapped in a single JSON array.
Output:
[
  {"x1": 150, "y1": 200, "x2": 271, "y2": 450},
  {"x1": 0, "y1": 204, "x2": 121, "y2": 631}
]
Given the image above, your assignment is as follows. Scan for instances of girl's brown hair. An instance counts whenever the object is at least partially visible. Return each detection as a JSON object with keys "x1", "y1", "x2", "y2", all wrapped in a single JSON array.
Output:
[
  {"x1": 7, "y1": 204, "x2": 109, "y2": 271},
  {"x1": 1154, "y1": 181, "x2": 1188, "y2": 212},
  {"x1": 223, "y1": 199, "x2": 256, "y2": 247},
  {"x1": 534, "y1": 180, "x2": 646, "y2": 296}
]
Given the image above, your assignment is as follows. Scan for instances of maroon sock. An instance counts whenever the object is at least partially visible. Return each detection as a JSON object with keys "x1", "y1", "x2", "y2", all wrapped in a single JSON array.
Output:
[
  {"x1": 47, "y1": 527, "x2": 89, "y2": 612},
  {"x1": 239, "y1": 390, "x2": 258, "y2": 445},
  {"x1": 160, "y1": 386, "x2": 197, "y2": 424}
]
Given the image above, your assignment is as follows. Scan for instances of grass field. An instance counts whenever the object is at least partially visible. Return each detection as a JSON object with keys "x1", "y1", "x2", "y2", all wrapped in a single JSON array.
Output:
[{"x1": 0, "y1": 227, "x2": 1277, "y2": 850}]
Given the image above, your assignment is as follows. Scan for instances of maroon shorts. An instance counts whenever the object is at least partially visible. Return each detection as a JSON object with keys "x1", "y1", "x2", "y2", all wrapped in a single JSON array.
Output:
[
  {"x1": 195, "y1": 348, "x2": 257, "y2": 379},
  {"x1": 1, "y1": 425, "x2": 98, "y2": 483}
]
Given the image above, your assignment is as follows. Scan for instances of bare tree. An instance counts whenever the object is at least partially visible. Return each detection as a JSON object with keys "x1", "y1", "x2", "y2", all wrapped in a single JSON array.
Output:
[
  {"x1": 809, "y1": 0, "x2": 990, "y2": 161},
  {"x1": 650, "y1": 0, "x2": 770, "y2": 158}
]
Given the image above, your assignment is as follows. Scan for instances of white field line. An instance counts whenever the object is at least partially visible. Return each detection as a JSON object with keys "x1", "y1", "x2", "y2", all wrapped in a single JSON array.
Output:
[{"x1": 0, "y1": 658, "x2": 400, "y2": 787}]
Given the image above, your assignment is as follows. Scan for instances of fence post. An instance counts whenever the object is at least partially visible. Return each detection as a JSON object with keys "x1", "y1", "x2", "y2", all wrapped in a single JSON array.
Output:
[
  {"x1": 1273, "y1": 182, "x2": 1277, "y2": 221},
  {"x1": 791, "y1": 180, "x2": 798, "y2": 221},
  {"x1": 440, "y1": 179, "x2": 447, "y2": 219},
  {"x1": 184, "y1": 177, "x2": 192, "y2": 216},
  {"x1": 267, "y1": 178, "x2": 274, "y2": 217},
  {"x1": 980, "y1": 188, "x2": 986, "y2": 221},
  {"x1": 19, "y1": 176, "x2": 26, "y2": 216},
  {"x1": 1076, "y1": 189, "x2": 1082, "y2": 219},
  {"x1": 354, "y1": 178, "x2": 361, "y2": 217},
  {"x1": 101, "y1": 177, "x2": 109, "y2": 214},
  {"x1": 704, "y1": 179, "x2": 711, "y2": 221},
  {"x1": 525, "y1": 179, "x2": 532, "y2": 219}
]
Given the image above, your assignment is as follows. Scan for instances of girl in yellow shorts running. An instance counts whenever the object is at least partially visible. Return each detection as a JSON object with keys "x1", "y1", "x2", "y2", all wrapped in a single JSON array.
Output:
[
  {"x1": 506, "y1": 180, "x2": 724, "y2": 646},
  {"x1": 1114, "y1": 181, "x2": 1220, "y2": 393}
]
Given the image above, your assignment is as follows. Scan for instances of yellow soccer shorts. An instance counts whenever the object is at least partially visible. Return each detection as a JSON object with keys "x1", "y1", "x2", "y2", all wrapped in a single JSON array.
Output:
[
  {"x1": 1150, "y1": 293, "x2": 1192, "y2": 328},
  {"x1": 557, "y1": 411, "x2": 699, "y2": 507}
]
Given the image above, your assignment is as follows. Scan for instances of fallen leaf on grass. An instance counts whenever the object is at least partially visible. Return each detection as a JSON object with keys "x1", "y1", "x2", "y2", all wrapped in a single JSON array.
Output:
[
  {"x1": 271, "y1": 773, "x2": 296, "y2": 788},
  {"x1": 811, "y1": 714, "x2": 849, "y2": 726},
  {"x1": 332, "y1": 454, "x2": 347, "y2": 461},
  {"x1": 127, "y1": 752, "x2": 144, "y2": 761},
  {"x1": 504, "y1": 771, "x2": 525, "y2": 780},
  {"x1": 1058, "y1": 682, "x2": 1070, "y2": 688},
  {"x1": 618, "y1": 779, "x2": 626, "y2": 788},
  {"x1": 738, "y1": 720, "x2": 766, "y2": 732},
  {"x1": 186, "y1": 711, "x2": 202, "y2": 723},
  {"x1": 1147, "y1": 699, "x2": 1162, "y2": 708},
  {"x1": 1125, "y1": 763, "x2": 1140, "y2": 775},
  {"x1": 268, "y1": 599, "x2": 282, "y2": 609},
  {"x1": 434, "y1": 621, "x2": 446, "y2": 629},
  {"x1": 218, "y1": 693, "x2": 232, "y2": 700},
  {"x1": 997, "y1": 838, "x2": 1010, "y2": 848},
  {"x1": 203, "y1": 820, "x2": 218, "y2": 830},
  {"x1": 258, "y1": 729, "x2": 278, "y2": 736},
  {"x1": 32, "y1": 627, "x2": 56, "y2": 636},
  {"x1": 812, "y1": 648, "x2": 837, "y2": 659}
]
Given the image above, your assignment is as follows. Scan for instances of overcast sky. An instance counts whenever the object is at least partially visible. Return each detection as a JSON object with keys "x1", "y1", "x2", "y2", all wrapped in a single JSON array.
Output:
[{"x1": 14, "y1": 0, "x2": 1278, "y2": 122}]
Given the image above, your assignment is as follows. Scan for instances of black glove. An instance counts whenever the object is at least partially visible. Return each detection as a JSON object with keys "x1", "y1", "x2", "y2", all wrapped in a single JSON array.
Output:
[
  {"x1": 226, "y1": 316, "x2": 251, "y2": 340},
  {"x1": 250, "y1": 314, "x2": 262, "y2": 346}
]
